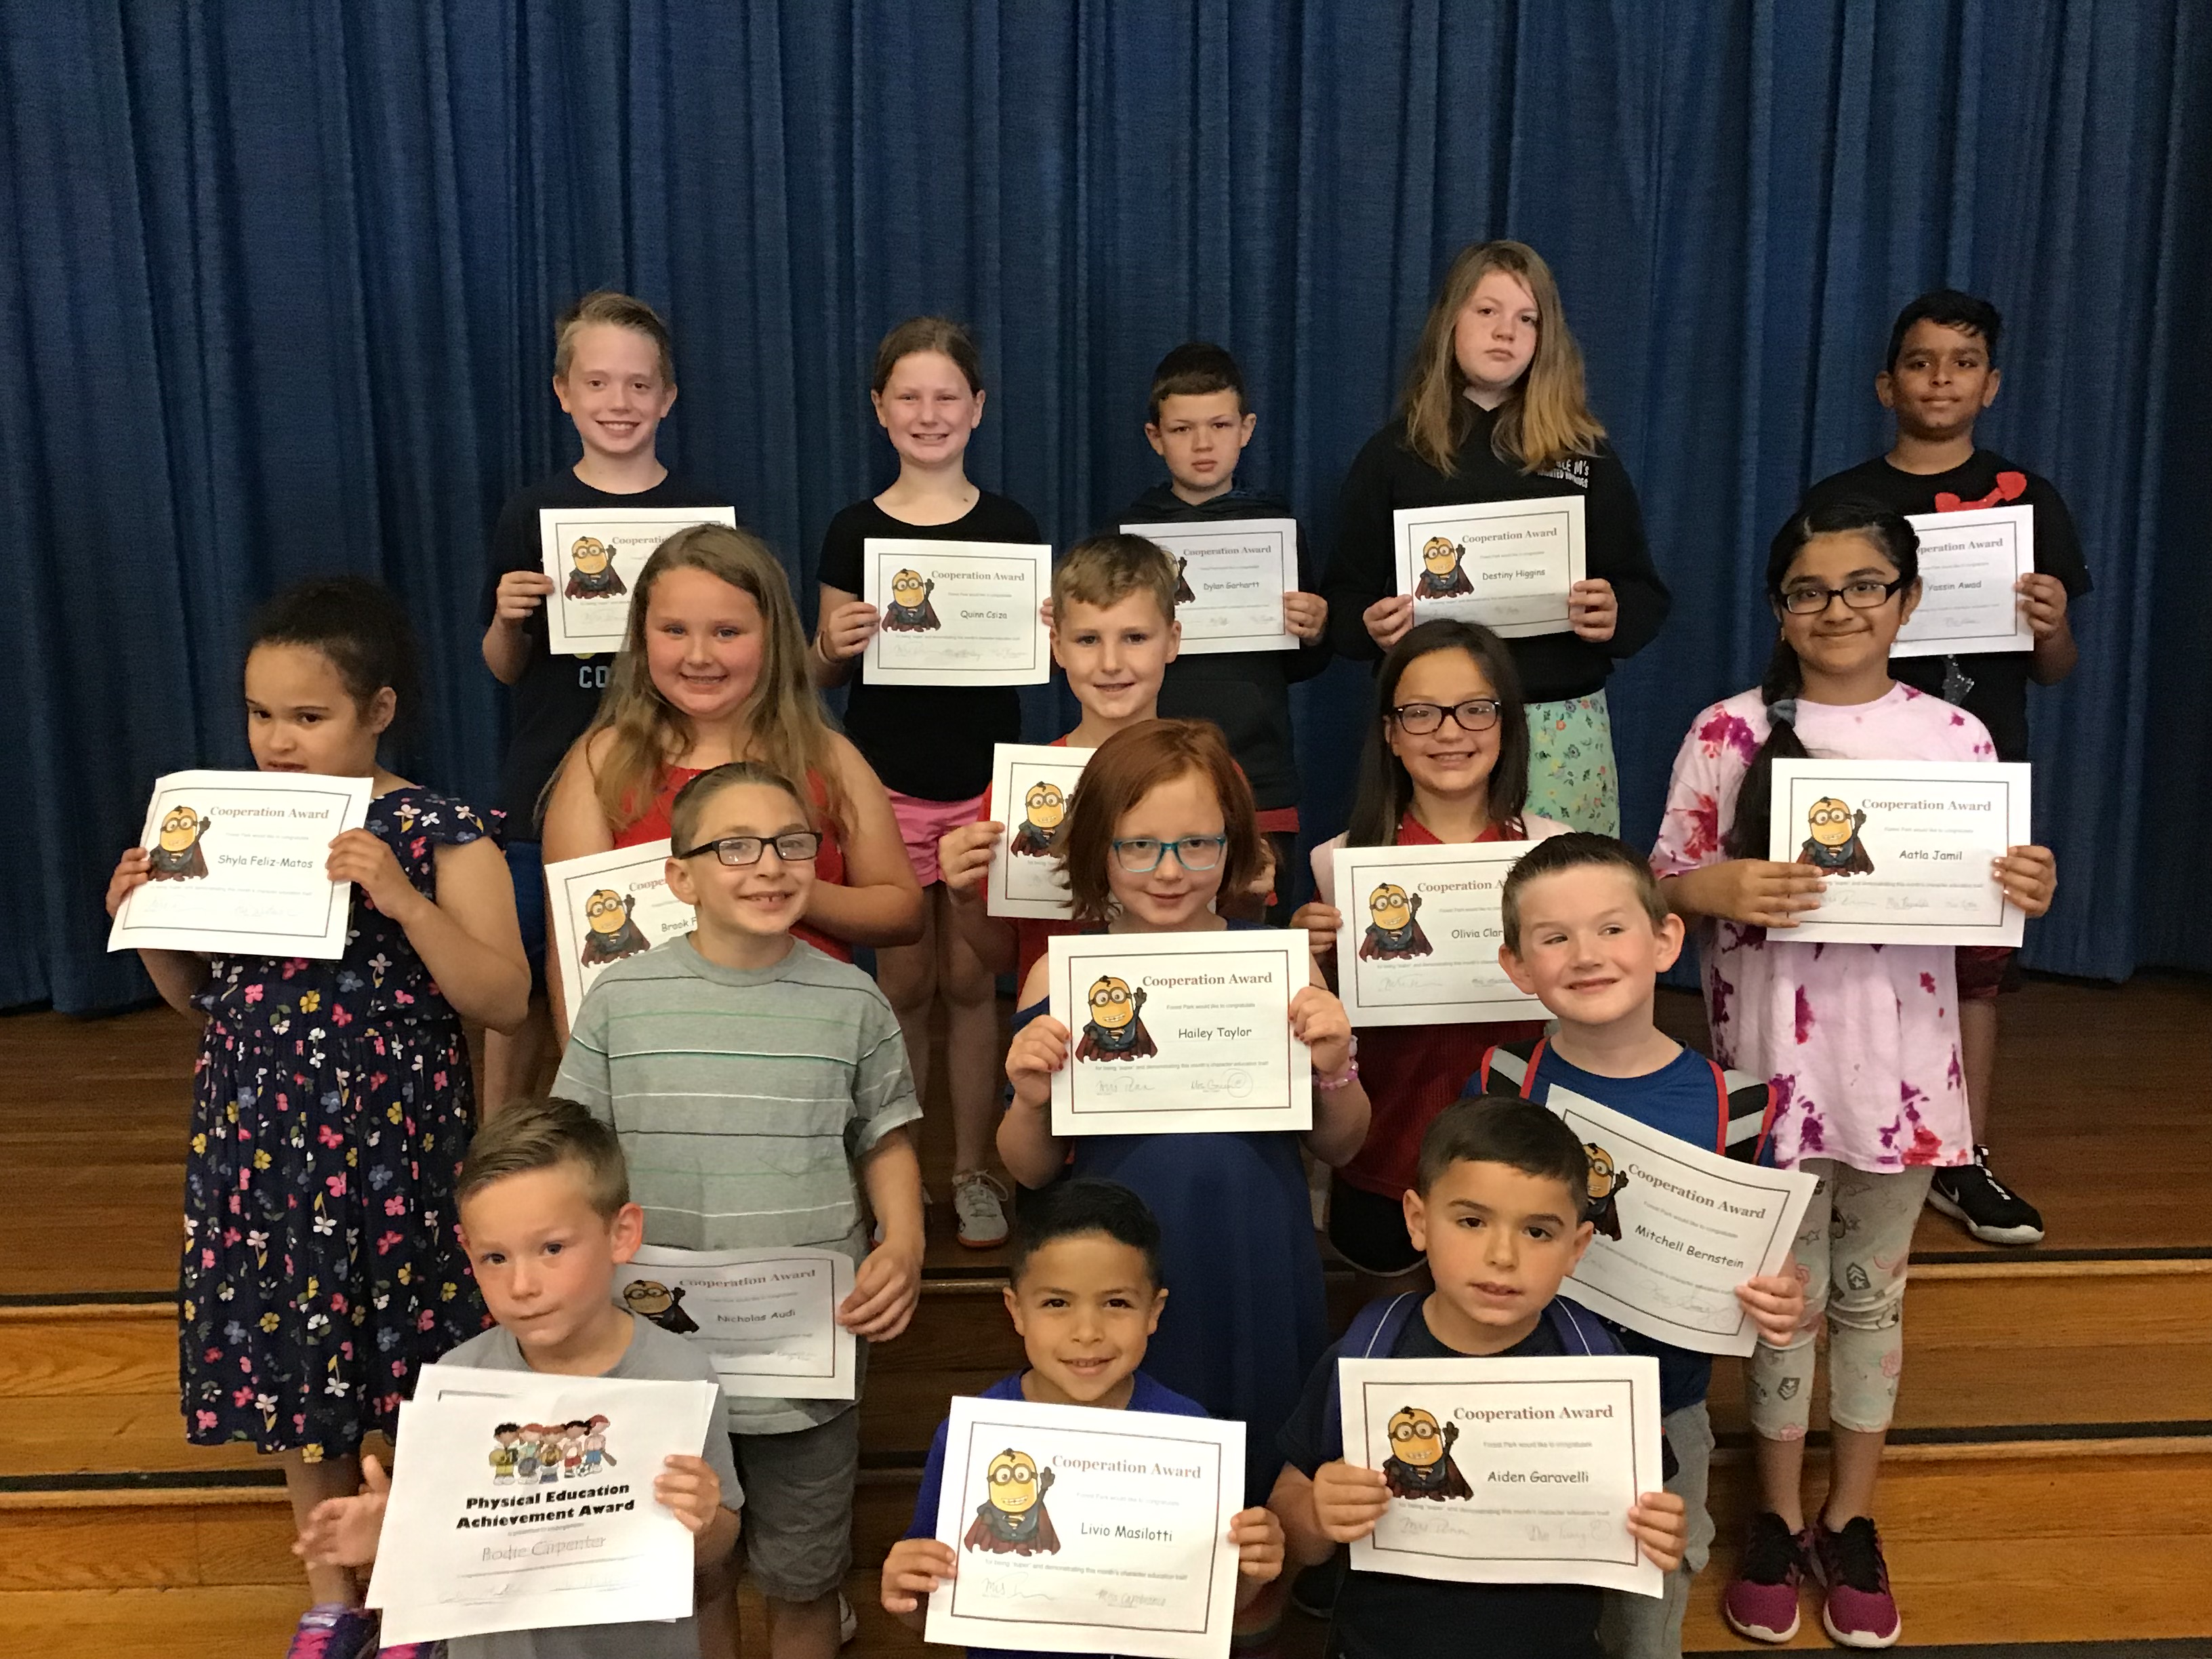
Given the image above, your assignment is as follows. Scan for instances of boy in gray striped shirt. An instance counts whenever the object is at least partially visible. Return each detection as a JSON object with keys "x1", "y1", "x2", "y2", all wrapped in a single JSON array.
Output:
[{"x1": 556, "y1": 761, "x2": 925, "y2": 1659}]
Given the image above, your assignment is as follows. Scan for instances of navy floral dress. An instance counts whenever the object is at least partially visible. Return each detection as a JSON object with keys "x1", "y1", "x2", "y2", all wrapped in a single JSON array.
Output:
[{"x1": 181, "y1": 787, "x2": 493, "y2": 1457}]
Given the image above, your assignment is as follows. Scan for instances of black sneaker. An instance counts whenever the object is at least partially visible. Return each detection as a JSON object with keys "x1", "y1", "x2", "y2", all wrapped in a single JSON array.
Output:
[
  {"x1": 1927, "y1": 1145, "x2": 2045, "y2": 1245},
  {"x1": 1288, "y1": 1553, "x2": 1343, "y2": 1620}
]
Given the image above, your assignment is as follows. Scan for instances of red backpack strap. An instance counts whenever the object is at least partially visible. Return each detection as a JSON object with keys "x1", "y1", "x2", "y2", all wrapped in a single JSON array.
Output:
[
  {"x1": 1481, "y1": 1036, "x2": 1547, "y2": 1099},
  {"x1": 1721, "y1": 1068, "x2": 1778, "y2": 1164}
]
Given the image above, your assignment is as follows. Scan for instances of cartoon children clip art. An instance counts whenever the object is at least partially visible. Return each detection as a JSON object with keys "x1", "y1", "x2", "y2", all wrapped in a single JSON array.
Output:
[
  {"x1": 881, "y1": 569, "x2": 942, "y2": 632},
  {"x1": 148, "y1": 806, "x2": 212, "y2": 881},
  {"x1": 490, "y1": 1423, "x2": 523, "y2": 1484},
  {"x1": 1357, "y1": 883, "x2": 1433, "y2": 961},
  {"x1": 1010, "y1": 783, "x2": 1067, "y2": 857},
  {"x1": 578, "y1": 888, "x2": 653, "y2": 967},
  {"x1": 1415, "y1": 536, "x2": 1474, "y2": 599},
  {"x1": 1796, "y1": 796, "x2": 1875, "y2": 876},
  {"x1": 582, "y1": 1414, "x2": 615, "y2": 1473},
  {"x1": 1382, "y1": 1406, "x2": 1474, "y2": 1500},
  {"x1": 565, "y1": 537, "x2": 629, "y2": 600},
  {"x1": 1584, "y1": 1143, "x2": 1629, "y2": 1242},
  {"x1": 622, "y1": 1279, "x2": 700, "y2": 1334},
  {"x1": 963, "y1": 1448, "x2": 1060, "y2": 1556},
  {"x1": 1074, "y1": 975, "x2": 1156, "y2": 1061}
]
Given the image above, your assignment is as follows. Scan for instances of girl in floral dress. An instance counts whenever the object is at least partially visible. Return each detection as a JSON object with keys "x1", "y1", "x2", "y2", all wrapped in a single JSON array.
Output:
[
  {"x1": 106, "y1": 577, "x2": 529, "y2": 1658},
  {"x1": 1652, "y1": 501, "x2": 2055, "y2": 1649}
]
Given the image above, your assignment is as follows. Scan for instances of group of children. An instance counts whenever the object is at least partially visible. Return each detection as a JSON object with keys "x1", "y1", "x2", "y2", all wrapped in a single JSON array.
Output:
[{"x1": 102, "y1": 237, "x2": 2083, "y2": 1659}]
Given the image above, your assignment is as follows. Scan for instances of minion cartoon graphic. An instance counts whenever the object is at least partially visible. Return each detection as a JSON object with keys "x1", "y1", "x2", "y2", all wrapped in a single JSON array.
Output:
[
  {"x1": 490, "y1": 1422, "x2": 523, "y2": 1484},
  {"x1": 1172, "y1": 555, "x2": 1197, "y2": 605},
  {"x1": 1382, "y1": 1406, "x2": 1474, "y2": 1500},
  {"x1": 1796, "y1": 796, "x2": 1875, "y2": 876},
  {"x1": 147, "y1": 806, "x2": 212, "y2": 881},
  {"x1": 1074, "y1": 975, "x2": 1156, "y2": 1061},
  {"x1": 882, "y1": 569, "x2": 942, "y2": 632},
  {"x1": 1357, "y1": 883, "x2": 1433, "y2": 961},
  {"x1": 578, "y1": 888, "x2": 653, "y2": 967},
  {"x1": 1010, "y1": 782, "x2": 1066, "y2": 857},
  {"x1": 564, "y1": 537, "x2": 628, "y2": 600},
  {"x1": 962, "y1": 1448, "x2": 1060, "y2": 1556},
  {"x1": 1584, "y1": 1143, "x2": 1629, "y2": 1241},
  {"x1": 1414, "y1": 536, "x2": 1473, "y2": 599},
  {"x1": 622, "y1": 1279, "x2": 699, "y2": 1334}
]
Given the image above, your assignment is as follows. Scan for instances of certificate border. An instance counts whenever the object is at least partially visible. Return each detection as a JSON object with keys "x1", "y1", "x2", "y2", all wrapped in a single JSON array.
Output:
[
  {"x1": 1121, "y1": 520, "x2": 1299, "y2": 651},
  {"x1": 869, "y1": 543, "x2": 1046, "y2": 674},
  {"x1": 1338, "y1": 845, "x2": 1547, "y2": 1021},
  {"x1": 1057, "y1": 937, "x2": 1303, "y2": 1126},
  {"x1": 1776, "y1": 767, "x2": 2020, "y2": 938},
  {"x1": 987, "y1": 746, "x2": 1092, "y2": 919},
  {"x1": 943, "y1": 1412, "x2": 1232, "y2": 1637},
  {"x1": 1394, "y1": 501, "x2": 1583, "y2": 632},
  {"x1": 540, "y1": 506, "x2": 737, "y2": 656},
  {"x1": 1893, "y1": 508, "x2": 2034, "y2": 657},
  {"x1": 112, "y1": 783, "x2": 357, "y2": 948},
  {"x1": 546, "y1": 842, "x2": 686, "y2": 1027},
  {"x1": 1351, "y1": 1374, "x2": 1648, "y2": 1570},
  {"x1": 623, "y1": 1253, "x2": 841, "y2": 1382}
]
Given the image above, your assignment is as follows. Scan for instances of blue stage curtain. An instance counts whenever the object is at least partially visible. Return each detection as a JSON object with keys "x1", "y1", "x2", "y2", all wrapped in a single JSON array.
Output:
[{"x1": 3, "y1": 1, "x2": 2205, "y2": 1010}]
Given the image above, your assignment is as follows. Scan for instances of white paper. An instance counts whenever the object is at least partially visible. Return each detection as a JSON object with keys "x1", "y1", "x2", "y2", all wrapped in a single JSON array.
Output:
[
  {"x1": 1048, "y1": 930, "x2": 1313, "y2": 1137},
  {"x1": 617, "y1": 1244, "x2": 857, "y2": 1401},
  {"x1": 1769, "y1": 760, "x2": 2031, "y2": 946},
  {"x1": 1542, "y1": 1086, "x2": 1816, "y2": 1356},
  {"x1": 107, "y1": 769, "x2": 371, "y2": 960},
  {"x1": 544, "y1": 841, "x2": 695, "y2": 1027},
  {"x1": 1893, "y1": 506, "x2": 2034, "y2": 658},
  {"x1": 860, "y1": 537, "x2": 1052, "y2": 687},
  {"x1": 985, "y1": 743, "x2": 1094, "y2": 920},
  {"x1": 1392, "y1": 498, "x2": 1588, "y2": 637},
  {"x1": 1338, "y1": 1353, "x2": 1663, "y2": 1596},
  {"x1": 1120, "y1": 518, "x2": 1299, "y2": 654},
  {"x1": 367, "y1": 1367, "x2": 718, "y2": 1645},
  {"x1": 924, "y1": 1394, "x2": 1245, "y2": 1659},
  {"x1": 1330, "y1": 841, "x2": 1549, "y2": 1027},
  {"x1": 539, "y1": 506, "x2": 739, "y2": 656}
]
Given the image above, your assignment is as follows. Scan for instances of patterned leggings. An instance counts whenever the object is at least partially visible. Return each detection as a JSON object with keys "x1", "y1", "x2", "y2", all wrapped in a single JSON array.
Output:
[
  {"x1": 1523, "y1": 691, "x2": 1619, "y2": 835},
  {"x1": 1747, "y1": 1161, "x2": 1934, "y2": 1438}
]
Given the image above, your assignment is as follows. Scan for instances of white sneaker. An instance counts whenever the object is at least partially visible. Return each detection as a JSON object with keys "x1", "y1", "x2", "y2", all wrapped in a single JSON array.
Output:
[
  {"x1": 838, "y1": 1590, "x2": 859, "y2": 1644},
  {"x1": 953, "y1": 1170, "x2": 1012, "y2": 1249}
]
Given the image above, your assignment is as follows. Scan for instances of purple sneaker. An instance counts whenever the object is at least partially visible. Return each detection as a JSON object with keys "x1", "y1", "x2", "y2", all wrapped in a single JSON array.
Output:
[
  {"x1": 285, "y1": 1604, "x2": 377, "y2": 1659},
  {"x1": 1811, "y1": 1514, "x2": 1902, "y2": 1647},
  {"x1": 1721, "y1": 1511, "x2": 1809, "y2": 1643}
]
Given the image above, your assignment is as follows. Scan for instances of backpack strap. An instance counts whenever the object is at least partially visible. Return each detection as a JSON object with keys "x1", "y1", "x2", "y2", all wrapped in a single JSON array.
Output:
[
  {"x1": 1479, "y1": 1036, "x2": 1545, "y2": 1098},
  {"x1": 1324, "y1": 1292, "x2": 1425, "y2": 1451},
  {"x1": 1546, "y1": 1296, "x2": 1620, "y2": 1356},
  {"x1": 1720, "y1": 1067, "x2": 1778, "y2": 1164}
]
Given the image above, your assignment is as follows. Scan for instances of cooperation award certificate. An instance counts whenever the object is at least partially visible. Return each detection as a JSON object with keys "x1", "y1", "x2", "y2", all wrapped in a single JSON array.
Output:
[
  {"x1": 1893, "y1": 506, "x2": 2034, "y2": 658},
  {"x1": 1047, "y1": 930, "x2": 1311, "y2": 1138},
  {"x1": 366, "y1": 1367, "x2": 719, "y2": 1645},
  {"x1": 1546, "y1": 1086, "x2": 1816, "y2": 1356},
  {"x1": 1120, "y1": 518, "x2": 1300, "y2": 654},
  {"x1": 617, "y1": 1244, "x2": 857, "y2": 1401},
  {"x1": 923, "y1": 1394, "x2": 1245, "y2": 1659},
  {"x1": 1767, "y1": 760, "x2": 2032, "y2": 947},
  {"x1": 987, "y1": 742, "x2": 1093, "y2": 919},
  {"x1": 1326, "y1": 841, "x2": 1549, "y2": 1027},
  {"x1": 538, "y1": 505, "x2": 738, "y2": 656},
  {"x1": 1339, "y1": 1353, "x2": 1663, "y2": 1596},
  {"x1": 544, "y1": 841, "x2": 694, "y2": 1027},
  {"x1": 1393, "y1": 498, "x2": 1586, "y2": 637},
  {"x1": 108, "y1": 769, "x2": 372, "y2": 960},
  {"x1": 861, "y1": 537, "x2": 1052, "y2": 687}
]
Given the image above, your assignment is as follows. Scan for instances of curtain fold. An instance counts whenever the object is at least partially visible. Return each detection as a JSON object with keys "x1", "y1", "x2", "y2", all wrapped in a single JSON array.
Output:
[{"x1": 3, "y1": 0, "x2": 2204, "y2": 1010}]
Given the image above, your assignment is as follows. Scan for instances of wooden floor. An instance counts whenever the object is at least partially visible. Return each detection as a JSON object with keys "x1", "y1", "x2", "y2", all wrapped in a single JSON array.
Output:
[{"x1": 3, "y1": 975, "x2": 2209, "y2": 1655}]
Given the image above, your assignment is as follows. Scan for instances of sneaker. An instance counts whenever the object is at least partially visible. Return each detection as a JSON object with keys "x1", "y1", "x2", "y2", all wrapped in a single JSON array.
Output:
[
  {"x1": 1809, "y1": 1514, "x2": 1902, "y2": 1647},
  {"x1": 1927, "y1": 1145, "x2": 2045, "y2": 1245},
  {"x1": 838, "y1": 1589, "x2": 859, "y2": 1644},
  {"x1": 1721, "y1": 1511, "x2": 1809, "y2": 1643},
  {"x1": 1287, "y1": 1554, "x2": 1343, "y2": 1620},
  {"x1": 377, "y1": 1645, "x2": 443, "y2": 1658},
  {"x1": 287, "y1": 1604, "x2": 378, "y2": 1659},
  {"x1": 953, "y1": 1170, "x2": 1012, "y2": 1249}
]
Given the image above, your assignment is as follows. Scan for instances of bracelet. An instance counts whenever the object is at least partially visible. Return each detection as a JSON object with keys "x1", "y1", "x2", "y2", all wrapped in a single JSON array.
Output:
[{"x1": 1315, "y1": 1059, "x2": 1361, "y2": 1092}]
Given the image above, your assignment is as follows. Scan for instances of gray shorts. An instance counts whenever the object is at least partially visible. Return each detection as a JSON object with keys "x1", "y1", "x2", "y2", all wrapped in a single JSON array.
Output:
[{"x1": 729, "y1": 1406, "x2": 859, "y2": 1603}]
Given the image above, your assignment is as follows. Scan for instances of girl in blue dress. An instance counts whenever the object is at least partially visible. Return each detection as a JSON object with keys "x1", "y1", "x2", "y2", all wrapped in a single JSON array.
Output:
[
  {"x1": 1000, "y1": 719, "x2": 1370, "y2": 1517},
  {"x1": 106, "y1": 577, "x2": 530, "y2": 1659}
]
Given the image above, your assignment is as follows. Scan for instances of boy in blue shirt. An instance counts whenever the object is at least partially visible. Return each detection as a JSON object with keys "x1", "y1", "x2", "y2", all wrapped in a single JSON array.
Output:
[
  {"x1": 880, "y1": 1178, "x2": 1286, "y2": 1655},
  {"x1": 1480, "y1": 833, "x2": 1804, "y2": 1657}
]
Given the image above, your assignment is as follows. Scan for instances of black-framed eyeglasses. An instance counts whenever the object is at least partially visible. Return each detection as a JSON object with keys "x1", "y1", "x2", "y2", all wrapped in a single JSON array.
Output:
[
  {"x1": 1388, "y1": 698, "x2": 1502, "y2": 735},
  {"x1": 1779, "y1": 577, "x2": 1907, "y2": 615},
  {"x1": 672, "y1": 831, "x2": 823, "y2": 867},
  {"x1": 1110, "y1": 835, "x2": 1226, "y2": 874}
]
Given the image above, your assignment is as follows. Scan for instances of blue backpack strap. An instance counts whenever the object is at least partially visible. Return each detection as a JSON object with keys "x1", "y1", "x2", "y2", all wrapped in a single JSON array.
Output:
[
  {"x1": 1546, "y1": 1296, "x2": 1620, "y2": 1356},
  {"x1": 1324, "y1": 1292, "x2": 1424, "y2": 1448}
]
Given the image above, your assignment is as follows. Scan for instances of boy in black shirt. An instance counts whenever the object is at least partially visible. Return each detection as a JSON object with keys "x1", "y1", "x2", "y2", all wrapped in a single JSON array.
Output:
[
  {"x1": 1271, "y1": 1097, "x2": 1686, "y2": 1659},
  {"x1": 1119, "y1": 343, "x2": 1330, "y2": 917},
  {"x1": 1801, "y1": 289, "x2": 2091, "y2": 1246}
]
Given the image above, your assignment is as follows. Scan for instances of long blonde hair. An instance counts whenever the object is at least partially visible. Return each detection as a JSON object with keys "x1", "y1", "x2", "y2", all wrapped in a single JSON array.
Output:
[
  {"x1": 583, "y1": 524, "x2": 847, "y2": 836},
  {"x1": 1399, "y1": 240, "x2": 1605, "y2": 476}
]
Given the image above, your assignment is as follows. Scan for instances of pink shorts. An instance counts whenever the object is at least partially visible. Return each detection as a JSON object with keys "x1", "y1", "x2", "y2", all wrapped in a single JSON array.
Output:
[{"x1": 887, "y1": 788, "x2": 991, "y2": 886}]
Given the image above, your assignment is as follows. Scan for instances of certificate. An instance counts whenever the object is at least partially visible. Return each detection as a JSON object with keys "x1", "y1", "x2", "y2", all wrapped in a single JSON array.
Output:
[
  {"x1": 1545, "y1": 1086, "x2": 1815, "y2": 1355},
  {"x1": 1893, "y1": 506, "x2": 2034, "y2": 658},
  {"x1": 107, "y1": 769, "x2": 371, "y2": 960},
  {"x1": 1328, "y1": 841, "x2": 1549, "y2": 1027},
  {"x1": 1047, "y1": 930, "x2": 1311, "y2": 1138},
  {"x1": 1767, "y1": 760, "x2": 2032, "y2": 946},
  {"x1": 861, "y1": 537, "x2": 1052, "y2": 687},
  {"x1": 617, "y1": 1244, "x2": 857, "y2": 1401},
  {"x1": 987, "y1": 743, "x2": 1093, "y2": 919},
  {"x1": 1120, "y1": 518, "x2": 1299, "y2": 654},
  {"x1": 539, "y1": 505, "x2": 738, "y2": 656},
  {"x1": 366, "y1": 1366, "x2": 719, "y2": 1645},
  {"x1": 1393, "y1": 497, "x2": 1586, "y2": 637},
  {"x1": 923, "y1": 1393, "x2": 1244, "y2": 1659},
  {"x1": 544, "y1": 842, "x2": 695, "y2": 1027},
  {"x1": 1338, "y1": 1353, "x2": 1663, "y2": 1596}
]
